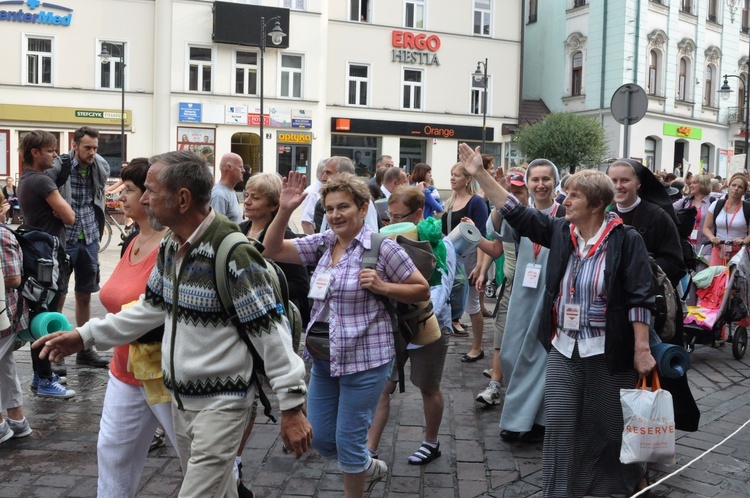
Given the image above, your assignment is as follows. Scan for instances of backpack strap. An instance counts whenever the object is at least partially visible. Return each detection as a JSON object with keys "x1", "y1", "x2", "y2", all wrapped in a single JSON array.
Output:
[
  {"x1": 743, "y1": 201, "x2": 750, "y2": 228},
  {"x1": 712, "y1": 198, "x2": 727, "y2": 237},
  {"x1": 215, "y1": 232, "x2": 277, "y2": 423},
  {"x1": 362, "y1": 233, "x2": 409, "y2": 393}
]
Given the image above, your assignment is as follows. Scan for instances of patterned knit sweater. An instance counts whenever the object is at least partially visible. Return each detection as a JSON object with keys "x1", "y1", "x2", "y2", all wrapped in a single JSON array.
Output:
[{"x1": 79, "y1": 216, "x2": 307, "y2": 412}]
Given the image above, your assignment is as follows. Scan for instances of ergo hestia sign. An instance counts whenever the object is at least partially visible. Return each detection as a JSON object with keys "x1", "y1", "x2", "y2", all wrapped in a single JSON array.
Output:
[
  {"x1": 0, "y1": 0, "x2": 73, "y2": 26},
  {"x1": 391, "y1": 30, "x2": 441, "y2": 66}
]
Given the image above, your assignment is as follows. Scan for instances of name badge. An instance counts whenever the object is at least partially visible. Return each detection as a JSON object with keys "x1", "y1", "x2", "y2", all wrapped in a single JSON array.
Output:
[
  {"x1": 563, "y1": 303, "x2": 581, "y2": 331},
  {"x1": 308, "y1": 271, "x2": 332, "y2": 300},
  {"x1": 522, "y1": 263, "x2": 542, "y2": 289},
  {"x1": 690, "y1": 229, "x2": 698, "y2": 240}
]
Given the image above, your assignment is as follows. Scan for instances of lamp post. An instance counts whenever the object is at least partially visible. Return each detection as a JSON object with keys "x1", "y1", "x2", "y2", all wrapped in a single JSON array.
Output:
[
  {"x1": 258, "y1": 17, "x2": 286, "y2": 171},
  {"x1": 98, "y1": 43, "x2": 126, "y2": 168},
  {"x1": 720, "y1": 73, "x2": 750, "y2": 171},
  {"x1": 473, "y1": 58, "x2": 488, "y2": 151}
]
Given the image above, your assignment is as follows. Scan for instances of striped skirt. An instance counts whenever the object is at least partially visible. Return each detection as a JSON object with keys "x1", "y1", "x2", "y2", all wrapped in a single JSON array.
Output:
[{"x1": 542, "y1": 347, "x2": 646, "y2": 497}]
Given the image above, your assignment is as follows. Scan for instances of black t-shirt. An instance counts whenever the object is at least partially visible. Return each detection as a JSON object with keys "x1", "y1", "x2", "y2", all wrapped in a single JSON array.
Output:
[{"x1": 17, "y1": 169, "x2": 67, "y2": 248}]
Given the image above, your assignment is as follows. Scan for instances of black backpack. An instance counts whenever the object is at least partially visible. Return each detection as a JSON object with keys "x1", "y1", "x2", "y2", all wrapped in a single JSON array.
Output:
[
  {"x1": 710, "y1": 198, "x2": 750, "y2": 236},
  {"x1": 0, "y1": 224, "x2": 69, "y2": 321}
]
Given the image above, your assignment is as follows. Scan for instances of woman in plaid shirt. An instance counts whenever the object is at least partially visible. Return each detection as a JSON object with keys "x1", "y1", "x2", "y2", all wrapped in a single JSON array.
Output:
[{"x1": 264, "y1": 172, "x2": 430, "y2": 498}]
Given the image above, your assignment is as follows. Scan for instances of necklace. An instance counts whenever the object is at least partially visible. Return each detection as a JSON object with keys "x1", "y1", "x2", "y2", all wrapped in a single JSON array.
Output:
[{"x1": 133, "y1": 231, "x2": 160, "y2": 256}]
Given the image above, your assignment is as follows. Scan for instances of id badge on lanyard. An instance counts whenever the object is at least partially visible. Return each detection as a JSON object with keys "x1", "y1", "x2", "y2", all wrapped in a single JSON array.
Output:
[
  {"x1": 308, "y1": 270, "x2": 333, "y2": 300},
  {"x1": 523, "y1": 263, "x2": 542, "y2": 288}
]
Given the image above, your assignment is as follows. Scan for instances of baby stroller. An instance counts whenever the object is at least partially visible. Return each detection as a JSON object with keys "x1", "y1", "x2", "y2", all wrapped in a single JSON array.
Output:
[{"x1": 682, "y1": 242, "x2": 750, "y2": 360}]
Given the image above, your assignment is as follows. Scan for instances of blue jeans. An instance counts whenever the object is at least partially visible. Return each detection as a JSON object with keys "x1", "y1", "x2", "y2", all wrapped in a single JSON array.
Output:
[
  {"x1": 66, "y1": 238, "x2": 100, "y2": 293},
  {"x1": 307, "y1": 359, "x2": 393, "y2": 473},
  {"x1": 450, "y1": 265, "x2": 469, "y2": 322}
]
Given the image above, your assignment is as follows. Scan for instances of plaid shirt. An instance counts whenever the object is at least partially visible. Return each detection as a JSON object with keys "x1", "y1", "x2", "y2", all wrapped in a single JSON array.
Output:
[
  {"x1": 294, "y1": 224, "x2": 417, "y2": 377},
  {"x1": 0, "y1": 227, "x2": 28, "y2": 335},
  {"x1": 65, "y1": 162, "x2": 99, "y2": 245}
]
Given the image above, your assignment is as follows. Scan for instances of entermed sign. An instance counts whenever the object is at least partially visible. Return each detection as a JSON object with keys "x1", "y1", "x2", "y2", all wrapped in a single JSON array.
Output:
[{"x1": 0, "y1": 0, "x2": 73, "y2": 26}]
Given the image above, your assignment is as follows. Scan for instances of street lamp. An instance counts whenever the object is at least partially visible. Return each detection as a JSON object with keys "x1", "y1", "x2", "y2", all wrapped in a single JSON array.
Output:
[
  {"x1": 473, "y1": 58, "x2": 488, "y2": 152},
  {"x1": 98, "y1": 43, "x2": 126, "y2": 169},
  {"x1": 719, "y1": 73, "x2": 750, "y2": 170},
  {"x1": 258, "y1": 17, "x2": 286, "y2": 171}
]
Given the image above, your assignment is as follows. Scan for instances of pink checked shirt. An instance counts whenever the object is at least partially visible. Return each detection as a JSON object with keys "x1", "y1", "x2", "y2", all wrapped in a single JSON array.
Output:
[{"x1": 293, "y1": 224, "x2": 417, "y2": 377}]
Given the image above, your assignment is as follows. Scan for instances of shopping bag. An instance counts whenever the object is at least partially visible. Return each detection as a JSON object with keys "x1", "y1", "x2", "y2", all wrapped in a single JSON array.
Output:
[{"x1": 619, "y1": 371, "x2": 676, "y2": 464}]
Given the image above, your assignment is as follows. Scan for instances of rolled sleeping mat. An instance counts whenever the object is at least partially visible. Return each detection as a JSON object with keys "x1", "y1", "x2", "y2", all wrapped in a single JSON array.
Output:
[
  {"x1": 447, "y1": 222, "x2": 482, "y2": 258},
  {"x1": 18, "y1": 312, "x2": 73, "y2": 343},
  {"x1": 650, "y1": 342, "x2": 691, "y2": 379},
  {"x1": 380, "y1": 222, "x2": 419, "y2": 241}
]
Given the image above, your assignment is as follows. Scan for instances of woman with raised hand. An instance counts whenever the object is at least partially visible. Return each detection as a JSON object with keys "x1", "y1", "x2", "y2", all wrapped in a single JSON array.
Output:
[
  {"x1": 263, "y1": 172, "x2": 429, "y2": 498},
  {"x1": 459, "y1": 144, "x2": 656, "y2": 497}
]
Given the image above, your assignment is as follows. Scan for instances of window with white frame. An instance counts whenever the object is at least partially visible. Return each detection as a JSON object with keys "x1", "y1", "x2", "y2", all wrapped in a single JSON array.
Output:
[
  {"x1": 234, "y1": 50, "x2": 258, "y2": 96},
  {"x1": 405, "y1": 0, "x2": 425, "y2": 29},
  {"x1": 677, "y1": 57, "x2": 688, "y2": 101},
  {"x1": 473, "y1": 1, "x2": 491, "y2": 35},
  {"x1": 188, "y1": 46, "x2": 212, "y2": 92},
  {"x1": 280, "y1": 54, "x2": 303, "y2": 99},
  {"x1": 98, "y1": 41, "x2": 125, "y2": 90},
  {"x1": 647, "y1": 50, "x2": 659, "y2": 95},
  {"x1": 402, "y1": 68, "x2": 423, "y2": 110},
  {"x1": 707, "y1": 0, "x2": 719, "y2": 22},
  {"x1": 25, "y1": 36, "x2": 53, "y2": 86},
  {"x1": 347, "y1": 63, "x2": 369, "y2": 106},
  {"x1": 681, "y1": 0, "x2": 693, "y2": 14},
  {"x1": 470, "y1": 74, "x2": 490, "y2": 115},
  {"x1": 704, "y1": 64, "x2": 716, "y2": 106},
  {"x1": 282, "y1": 0, "x2": 306, "y2": 10},
  {"x1": 350, "y1": 0, "x2": 371, "y2": 22},
  {"x1": 571, "y1": 52, "x2": 583, "y2": 96}
]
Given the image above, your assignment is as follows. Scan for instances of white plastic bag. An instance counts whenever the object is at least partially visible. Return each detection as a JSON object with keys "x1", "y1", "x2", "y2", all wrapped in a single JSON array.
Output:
[{"x1": 619, "y1": 371, "x2": 676, "y2": 464}]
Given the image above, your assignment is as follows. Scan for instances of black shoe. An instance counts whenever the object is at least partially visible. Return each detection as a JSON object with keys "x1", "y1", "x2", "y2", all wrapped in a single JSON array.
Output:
[
  {"x1": 520, "y1": 424, "x2": 545, "y2": 443},
  {"x1": 76, "y1": 348, "x2": 109, "y2": 368},
  {"x1": 500, "y1": 429, "x2": 520, "y2": 442},
  {"x1": 51, "y1": 359, "x2": 67, "y2": 377},
  {"x1": 237, "y1": 480, "x2": 256, "y2": 498}
]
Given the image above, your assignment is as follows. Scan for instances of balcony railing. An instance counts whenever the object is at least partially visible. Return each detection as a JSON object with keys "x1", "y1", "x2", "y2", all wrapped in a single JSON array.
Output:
[{"x1": 728, "y1": 106, "x2": 747, "y2": 124}]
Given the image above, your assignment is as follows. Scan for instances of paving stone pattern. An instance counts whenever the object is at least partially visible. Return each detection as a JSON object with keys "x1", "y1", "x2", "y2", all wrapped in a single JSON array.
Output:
[{"x1": 2, "y1": 243, "x2": 750, "y2": 497}]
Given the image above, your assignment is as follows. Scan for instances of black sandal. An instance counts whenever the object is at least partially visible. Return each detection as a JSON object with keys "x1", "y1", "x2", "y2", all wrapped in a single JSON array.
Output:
[{"x1": 408, "y1": 442, "x2": 441, "y2": 465}]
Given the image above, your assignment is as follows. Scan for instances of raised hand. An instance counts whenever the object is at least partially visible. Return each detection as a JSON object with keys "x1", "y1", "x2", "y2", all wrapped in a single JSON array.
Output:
[
  {"x1": 279, "y1": 171, "x2": 308, "y2": 212},
  {"x1": 458, "y1": 143, "x2": 484, "y2": 177}
]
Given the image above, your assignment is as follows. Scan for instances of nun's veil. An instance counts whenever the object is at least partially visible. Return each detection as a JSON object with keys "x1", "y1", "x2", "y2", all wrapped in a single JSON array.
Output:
[{"x1": 609, "y1": 158, "x2": 679, "y2": 225}]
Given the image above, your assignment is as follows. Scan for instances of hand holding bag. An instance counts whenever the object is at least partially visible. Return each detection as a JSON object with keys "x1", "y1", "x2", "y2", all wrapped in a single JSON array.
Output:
[{"x1": 620, "y1": 371, "x2": 676, "y2": 464}]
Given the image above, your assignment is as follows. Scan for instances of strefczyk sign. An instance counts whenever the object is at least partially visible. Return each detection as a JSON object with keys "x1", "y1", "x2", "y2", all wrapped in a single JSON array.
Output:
[
  {"x1": 391, "y1": 30, "x2": 441, "y2": 66},
  {"x1": 0, "y1": 0, "x2": 73, "y2": 26},
  {"x1": 0, "y1": 104, "x2": 132, "y2": 126}
]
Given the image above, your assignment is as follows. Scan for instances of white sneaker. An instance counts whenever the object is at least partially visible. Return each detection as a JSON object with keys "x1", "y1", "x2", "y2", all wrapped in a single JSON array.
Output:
[
  {"x1": 364, "y1": 458, "x2": 388, "y2": 492},
  {"x1": 475, "y1": 384, "x2": 502, "y2": 405},
  {"x1": 0, "y1": 421, "x2": 13, "y2": 444},
  {"x1": 8, "y1": 417, "x2": 32, "y2": 438}
]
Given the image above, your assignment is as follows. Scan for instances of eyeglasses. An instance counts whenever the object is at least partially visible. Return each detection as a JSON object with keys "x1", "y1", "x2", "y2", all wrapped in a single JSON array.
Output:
[
  {"x1": 122, "y1": 187, "x2": 140, "y2": 196},
  {"x1": 387, "y1": 209, "x2": 417, "y2": 222}
]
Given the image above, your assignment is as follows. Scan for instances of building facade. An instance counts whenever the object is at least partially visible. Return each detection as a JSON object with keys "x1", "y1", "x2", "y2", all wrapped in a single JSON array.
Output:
[
  {"x1": 0, "y1": 0, "x2": 522, "y2": 188},
  {"x1": 524, "y1": 0, "x2": 750, "y2": 177}
]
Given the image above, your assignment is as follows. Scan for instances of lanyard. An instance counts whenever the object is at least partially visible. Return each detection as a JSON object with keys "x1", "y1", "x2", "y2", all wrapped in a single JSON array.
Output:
[
  {"x1": 725, "y1": 202, "x2": 742, "y2": 236},
  {"x1": 532, "y1": 203, "x2": 559, "y2": 263},
  {"x1": 567, "y1": 218, "x2": 621, "y2": 297}
]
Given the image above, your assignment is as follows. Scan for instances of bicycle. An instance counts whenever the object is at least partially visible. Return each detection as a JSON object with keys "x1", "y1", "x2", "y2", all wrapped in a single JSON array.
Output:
[{"x1": 99, "y1": 206, "x2": 135, "y2": 252}]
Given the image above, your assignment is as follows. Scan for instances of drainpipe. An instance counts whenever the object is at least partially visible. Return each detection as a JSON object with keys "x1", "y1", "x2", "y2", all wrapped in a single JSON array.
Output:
[
  {"x1": 633, "y1": 0, "x2": 641, "y2": 84},
  {"x1": 599, "y1": 0, "x2": 609, "y2": 127}
]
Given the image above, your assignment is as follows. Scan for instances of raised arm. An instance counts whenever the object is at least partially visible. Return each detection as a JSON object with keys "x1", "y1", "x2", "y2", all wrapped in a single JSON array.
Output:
[
  {"x1": 458, "y1": 143, "x2": 509, "y2": 208},
  {"x1": 263, "y1": 172, "x2": 307, "y2": 265}
]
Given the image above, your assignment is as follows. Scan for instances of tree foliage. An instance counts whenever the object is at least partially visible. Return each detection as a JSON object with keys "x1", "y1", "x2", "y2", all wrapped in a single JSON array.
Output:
[{"x1": 515, "y1": 112, "x2": 609, "y2": 173}]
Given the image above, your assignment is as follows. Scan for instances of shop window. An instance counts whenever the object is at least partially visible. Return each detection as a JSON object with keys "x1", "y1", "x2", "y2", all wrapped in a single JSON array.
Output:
[
  {"x1": 350, "y1": 0, "x2": 371, "y2": 23},
  {"x1": 188, "y1": 46, "x2": 212, "y2": 93},
  {"x1": 234, "y1": 50, "x2": 258, "y2": 96},
  {"x1": 405, "y1": 0, "x2": 425, "y2": 28},
  {"x1": 25, "y1": 36, "x2": 53, "y2": 86},
  {"x1": 280, "y1": 54, "x2": 303, "y2": 99},
  {"x1": 98, "y1": 41, "x2": 125, "y2": 91},
  {"x1": 347, "y1": 63, "x2": 369, "y2": 107},
  {"x1": 402, "y1": 68, "x2": 423, "y2": 110},
  {"x1": 474, "y1": 0, "x2": 492, "y2": 34}
]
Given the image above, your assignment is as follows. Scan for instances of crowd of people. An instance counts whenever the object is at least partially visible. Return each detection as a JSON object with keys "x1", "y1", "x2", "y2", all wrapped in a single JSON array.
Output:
[{"x1": 2, "y1": 130, "x2": 738, "y2": 497}]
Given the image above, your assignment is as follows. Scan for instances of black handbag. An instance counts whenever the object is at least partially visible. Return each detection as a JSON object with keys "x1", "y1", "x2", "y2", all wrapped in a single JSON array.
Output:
[{"x1": 305, "y1": 322, "x2": 330, "y2": 361}]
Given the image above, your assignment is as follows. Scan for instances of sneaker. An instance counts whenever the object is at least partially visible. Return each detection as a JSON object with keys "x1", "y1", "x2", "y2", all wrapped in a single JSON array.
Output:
[
  {"x1": 149, "y1": 428, "x2": 166, "y2": 451},
  {"x1": 475, "y1": 384, "x2": 502, "y2": 406},
  {"x1": 364, "y1": 458, "x2": 388, "y2": 492},
  {"x1": 31, "y1": 373, "x2": 67, "y2": 391},
  {"x1": 37, "y1": 379, "x2": 76, "y2": 399},
  {"x1": 482, "y1": 368, "x2": 493, "y2": 379},
  {"x1": 7, "y1": 418, "x2": 32, "y2": 438},
  {"x1": 76, "y1": 348, "x2": 109, "y2": 368},
  {"x1": 0, "y1": 421, "x2": 13, "y2": 444},
  {"x1": 51, "y1": 359, "x2": 67, "y2": 377}
]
